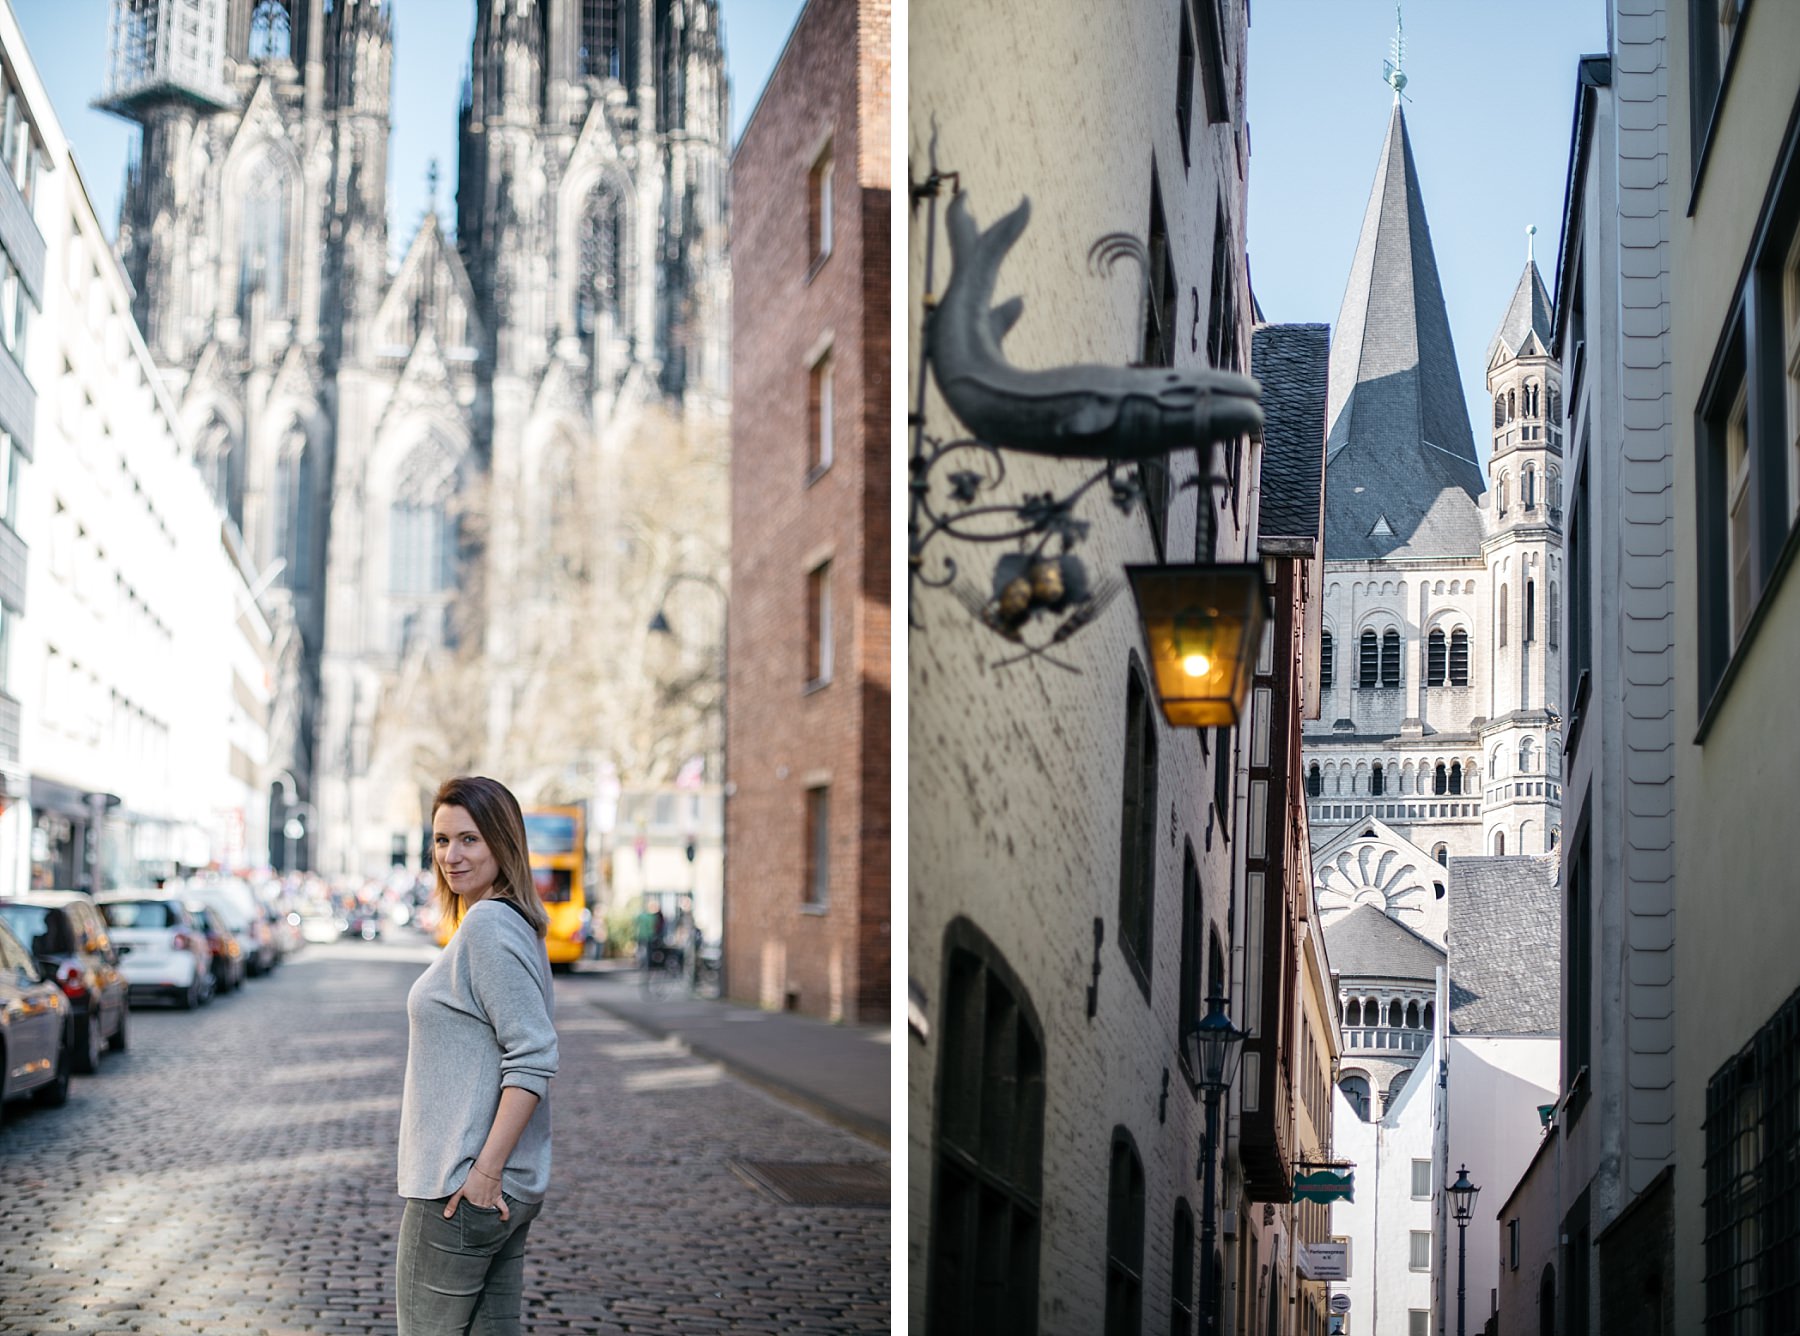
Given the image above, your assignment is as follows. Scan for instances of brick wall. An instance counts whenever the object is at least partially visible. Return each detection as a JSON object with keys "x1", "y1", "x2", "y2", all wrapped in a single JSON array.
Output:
[{"x1": 728, "y1": 0, "x2": 891, "y2": 1023}]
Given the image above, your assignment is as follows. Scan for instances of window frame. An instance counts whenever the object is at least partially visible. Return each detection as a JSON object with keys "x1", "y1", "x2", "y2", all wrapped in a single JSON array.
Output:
[
  {"x1": 808, "y1": 349, "x2": 835, "y2": 481},
  {"x1": 805, "y1": 560, "x2": 834, "y2": 690},
  {"x1": 1408, "y1": 1229, "x2": 1432, "y2": 1272},
  {"x1": 1105, "y1": 1128, "x2": 1147, "y2": 1336},
  {"x1": 808, "y1": 144, "x2": 834, "y2": 271},
  {"x1": 1118, "y1": 657, "x2": 1159, "y2": 997},
  {"x1": 801, "y1": 784, "x2": 829, "y2": 910}
]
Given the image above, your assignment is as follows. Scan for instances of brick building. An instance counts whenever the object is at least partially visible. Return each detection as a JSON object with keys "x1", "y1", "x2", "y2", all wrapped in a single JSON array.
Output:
[{"x1": 727, "y1": 0, "x2": 891, "y2": 1023}]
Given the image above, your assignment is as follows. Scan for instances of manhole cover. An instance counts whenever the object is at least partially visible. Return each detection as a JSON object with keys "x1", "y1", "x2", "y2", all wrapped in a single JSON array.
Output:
[{"x1": 729, "y1": 1160, "x2": 890, "y2": 1208}]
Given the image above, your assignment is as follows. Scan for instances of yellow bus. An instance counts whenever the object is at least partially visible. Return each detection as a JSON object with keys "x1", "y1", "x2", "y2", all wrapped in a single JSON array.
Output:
[{"x1": 523, "y1": 806, "x2": 588, "y2": 970}]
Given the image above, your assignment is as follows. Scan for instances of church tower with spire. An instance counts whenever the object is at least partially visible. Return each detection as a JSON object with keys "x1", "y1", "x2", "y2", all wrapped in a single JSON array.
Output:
[{"x1": 1303, "y1": 88, "x2": 1564, "y2": 937}]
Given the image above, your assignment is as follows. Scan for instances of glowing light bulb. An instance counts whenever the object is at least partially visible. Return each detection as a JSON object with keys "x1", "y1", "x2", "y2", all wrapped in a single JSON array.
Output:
[{"x1": 1182, "y1": 653, "x2": 1210, "y2": 678}]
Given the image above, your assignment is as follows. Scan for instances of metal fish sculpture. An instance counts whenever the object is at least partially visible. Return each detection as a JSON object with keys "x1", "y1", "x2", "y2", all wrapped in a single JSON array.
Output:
[{"x1": 926, "y1": 193, "x2": 1264, "y2": 459}]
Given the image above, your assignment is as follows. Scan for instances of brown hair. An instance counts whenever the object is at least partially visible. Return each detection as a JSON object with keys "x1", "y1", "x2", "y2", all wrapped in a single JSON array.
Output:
[{"x1": 431, "y1": 776, "x2": 548, "y2": 938}]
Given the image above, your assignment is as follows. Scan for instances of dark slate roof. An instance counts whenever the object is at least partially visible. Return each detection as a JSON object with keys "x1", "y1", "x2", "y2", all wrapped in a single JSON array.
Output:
[
  {"x1": 1253, "y1": 322, "x2": 1330, "y2": 546},
  {"x1": 1485, "y1": 259, "x2": 1555, "y2": 367},
  {"x1": 1324, "y1": 105, "x2": 1484, "y2": 562},
  {"x1": 1445, "y1": 856, "x2": 1560, "y2": 1036},
  {"x1": 1323, "y1": 903, "x2": 1445, "y2": 982}
]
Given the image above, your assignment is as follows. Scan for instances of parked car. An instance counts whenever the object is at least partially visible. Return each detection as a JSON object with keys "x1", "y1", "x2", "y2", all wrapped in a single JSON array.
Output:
[
  {"x1": 0, "y1": 915, "x2": 72, "y2": 1119},
  {"x1": 96, "y1": 895, "x2": 213, "y2": 1009},
  {"x1": 0, "y1": 893, "x2": 128, "y2": 1072},
  {"x1": 184, "y1": 879, "x2": 276, "y2": 976},
  {"x1": 186, "y1": 903, "x2": 245, "y2": 996}
]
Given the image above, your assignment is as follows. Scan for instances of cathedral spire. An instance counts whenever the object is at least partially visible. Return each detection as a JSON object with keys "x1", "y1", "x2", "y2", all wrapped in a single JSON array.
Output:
[{"x1": 1323, "y1": 103, "x2": 1483, "y2": 561}]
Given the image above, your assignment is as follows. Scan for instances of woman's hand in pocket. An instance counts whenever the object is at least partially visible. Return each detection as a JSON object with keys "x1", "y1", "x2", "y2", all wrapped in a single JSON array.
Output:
[{"x1": 444, "y1": 1164, "x2": 510, "y2": 1220}]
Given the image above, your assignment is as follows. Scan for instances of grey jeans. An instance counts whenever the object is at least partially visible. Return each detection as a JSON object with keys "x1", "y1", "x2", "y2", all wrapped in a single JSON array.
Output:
[{"x1": 396, "y1": 1193, "x2": 544, "y2": 1336}]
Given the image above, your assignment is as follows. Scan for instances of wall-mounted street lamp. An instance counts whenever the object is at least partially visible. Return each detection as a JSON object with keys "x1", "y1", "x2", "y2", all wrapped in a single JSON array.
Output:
[
  {"x1": 1184, "y1": 995, "x2": 1249, "y2": 1336},
  {"x1": 1448, "y1": 1164, "x2": 1482, "y2": 1336},
  {"x1": 1127, "y1": 563, "x2": 1266, "y2": 727}
]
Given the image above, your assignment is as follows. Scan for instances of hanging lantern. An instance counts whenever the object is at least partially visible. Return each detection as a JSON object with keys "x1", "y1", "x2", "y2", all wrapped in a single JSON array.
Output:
[{"x1": 1127, "y1": 563, "x2": 1266, "y2": 727}]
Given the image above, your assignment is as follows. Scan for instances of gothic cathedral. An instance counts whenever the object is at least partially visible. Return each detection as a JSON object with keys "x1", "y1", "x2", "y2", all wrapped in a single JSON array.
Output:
[
  {"x1": 1302, "y1": 103, "x2": 1566, "y2": 945},
  {"x1": 99, "y1": 0, "x2": 729, "y2": 875}
]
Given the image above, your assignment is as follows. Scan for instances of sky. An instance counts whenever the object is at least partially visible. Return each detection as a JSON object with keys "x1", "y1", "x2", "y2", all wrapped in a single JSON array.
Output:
[
  {"x1": 1245, "y1": 0, "x2": 1609, "y2": 462},
  {"x1": 15, "y1": 0, "x2": 806, "y2": 264}
]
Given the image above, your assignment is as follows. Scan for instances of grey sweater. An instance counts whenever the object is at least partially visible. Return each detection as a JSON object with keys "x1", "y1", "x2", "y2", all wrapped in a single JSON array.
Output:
[{"x1": 397, "y1": 898, "x2": 558, "y2": 1203}]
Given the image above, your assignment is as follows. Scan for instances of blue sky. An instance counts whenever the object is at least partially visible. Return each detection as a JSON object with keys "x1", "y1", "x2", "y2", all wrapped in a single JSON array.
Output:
[
  {"x1": 1246, "y1": 0, "x2": 1608, "y2": 461},
  {"x1": 16, "y1": 0, "x2": 805, "y2": 263}
]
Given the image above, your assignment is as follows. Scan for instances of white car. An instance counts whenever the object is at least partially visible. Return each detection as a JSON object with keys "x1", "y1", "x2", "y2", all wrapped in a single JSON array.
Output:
[{"x1": 96, "y1": 895, "x2": 213, "y2": 1010}]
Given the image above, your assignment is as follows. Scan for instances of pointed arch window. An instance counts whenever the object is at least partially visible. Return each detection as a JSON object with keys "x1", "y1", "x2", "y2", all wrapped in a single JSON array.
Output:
[
  {"x1": 274, "y1": 426, "x2": 314, "y2": 591},
  {"x1": 577, "y1": 181, "x2": 627, "y2": 342},
  {"x1": 199, "y1": 418, "x2": 244, "y2": 534},
  {"x1": 1359, "y1": 630, "x2": 1379, "y2": 687},
  {"x1": 248, "y1": 0, "x2": 293, "y2": 62},
  {"x1": 389, "y1": 437, "x2": 460, "y2": 653},
  {"x1": 1450, "y1": 761, "x2": 1464, "y2": 795},
  {"x1": 1380, "y1": 629, "x2": 1401, "y2": 687},
  {"x1": 579, "y1": 0, "x2": 625, "y2": 80},
  {"x1": 1449, "y1": 628, "x2": 1470, "y2": 685},
  {"x1": 237, "y1": 151, "x2": 291, "y2": 322},
  {"x1": 1427, "y1": 629, "x2": 1447, "y2": 686},
  {"x1": 1320, "y1": 631, "x2": 1334, "y2": 689}
]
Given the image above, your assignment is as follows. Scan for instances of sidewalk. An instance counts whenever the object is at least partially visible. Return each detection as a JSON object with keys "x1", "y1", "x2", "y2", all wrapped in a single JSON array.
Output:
[{"x1": 568, "y1": 962, "x2": 892, "y2": 1148}]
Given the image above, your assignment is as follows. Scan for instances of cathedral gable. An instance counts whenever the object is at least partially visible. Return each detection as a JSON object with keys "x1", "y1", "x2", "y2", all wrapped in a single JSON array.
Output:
[
  {"x1": 1312, "y1": 817, "x2": 1449, "y2": 945},
  {"x1": 372, "y1": 216, "x2": 483, "y2": 357},
  {"x1": 531, "y1": 355, "x2": 589, "y2": 424}
]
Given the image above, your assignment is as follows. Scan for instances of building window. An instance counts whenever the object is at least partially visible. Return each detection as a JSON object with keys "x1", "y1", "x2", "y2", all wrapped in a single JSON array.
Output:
[
  {"x1": 1434, "y1": 763, "x2": 1447, "y2": 796},
  {"x1": 1566, "y1": 820, "x2": 1591, "y2": 1108},
  {"x1": 1171, "y1": 1200, "x2": 1196, "y2": 1336},
  {"x1": 809, "y1": 145, "x2": 833, "y2": 267},
  {"x1": 1500, "y1": 583, "x2": 1510, "y2": 648},
  {"x1": 929, "y1": 922, "x2": 1044, "y2": 1334},
  {"x1": 1345, "y1": 999, "x2": 1361, "y2": 1027},
  {"x1": 1427, "y1": 629, "x2": 1446, "y2": 685},
  {"x1": 1524, "y1": 464, "x2": 1537, "y2": 508},
  {"x1": 808, "y1": 351, "x2": 834, "y2": 477},
  {"x1": 1450, "y1": 761, "x2": 1463, "y2": 796},
  {"x1": 1549, "y1": 582, "x2": 1560, "y2": 650},
  {"x1": 1371, "y1": 763, "x2": 1385, "y2": 798},
  {"x1": 1409, "y1": 1231, "x2": 1431, "y2": 1272},
  {"x1": 1526, "y1": 579, "x2": 1537, "y2": 643},
  {"x1": 1509, "y1": 1218, "x2": 1521, "y2": 1270},
  {"x1": 0, "y1": 250, "x2": 32, "y2": 367},
  {"x1": 1179, "y1": 846, "x2": 1202, "y2": 1071},
  {"x1": 1306, "y1": 763, "x2": 1321, "y2": 798},
  {"x1": 1412, "y1": 1159, "x2": 1432, "y2": 1199},
  {"x1": 1703, "y1": 980, "x2": 1799, "y2": 1336},
  {"x1": 1380, "y1": 629, "x2": 1401, "y2": 686},
  {"x1": 1175, "y1": 0, "x2": 1196, "y2": 170},
  {"x1": 1359, "y1": 630, "x2": 1379, "y2": 687},
  {"x1": 1449, "y1": 627, "x2": 1469, "y2": 685},
  {"x1": 802, "y1": 786, "x2": 828, "y2": 909},
  {"x1": 1727, "y1": 384, "x2": 1753, "y2": 644},
  {"x1": 1786, "y1": 227, "x2": 1800, "y2": 516},
  {"x1": 1434, "y1": 843, "x2": 1447, "y2": 865},
  {"x1": 1118, "y1": 660, "x2": 1158, "y2": 994},
  {"x1": 1320, "y1": 631, "x2": 1333, "y2": 689},
  {"x1": 1105, "y1": 1129, "x2": 1146, "y2": 1336},
  {"x1": 1340, "y1": 1074, "x2": 1370, "y2": 1121},
  {"x1": 1141, "y1": 171, "x2": 1177, "y2": 555},
  {"x1": 1495, "y1": 829, "x2": 1507, "y2": 855},
  {"x1": 1688, "y1": 0, "x2": 1748, "y2": 189},
  {"x1": 249, "y1": 0, "x2": 293, "y2": 61},
  {"x1": 1520, "y1": 738, "x2": 1536, "y2": 773},
  {"x1": 806, "y1": 561, "x2": 833, "y2": 688},
  {"x1": 1409, "y1": 1311, "x2": 1430, "y2": 1336}
]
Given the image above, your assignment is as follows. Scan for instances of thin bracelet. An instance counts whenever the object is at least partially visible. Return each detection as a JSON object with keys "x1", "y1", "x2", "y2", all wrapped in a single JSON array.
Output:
[{"x1": 469, "y1": 1165, "x2": 501, "y2": 1181}]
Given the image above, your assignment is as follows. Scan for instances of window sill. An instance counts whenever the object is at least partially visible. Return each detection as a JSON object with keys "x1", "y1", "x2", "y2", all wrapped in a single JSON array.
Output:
[
  {"x1": 804, "y1": 461, "x2": 832, "y2": 488},
  {"x1": 803, "y1": 676, "x2": 832, "y2": 696},
  {"x1": 800, "y1": 902, "x2": 829, "y2": 916}
]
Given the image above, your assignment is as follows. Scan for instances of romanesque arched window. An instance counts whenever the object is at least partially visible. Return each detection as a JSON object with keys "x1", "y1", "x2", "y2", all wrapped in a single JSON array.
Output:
[
  {"x1": 273, "y1": 424, "x2": 314, "y2": 591},
  {"x1": 1345, "y1": 999, "x2": 1362, "y2": 1028},
  {"x1": 237, "y1": 148, "x2": 292, "y2": 322},
  {"x1": 1498, "y1": 475, "x2": 1510, "y2": 516},
  {"x1": 1427, "y1": 629, "x2": 1447, "y2": 686},
  {"x1": 1523, "y1": 465, "x2": 1536, "y2": 509},
  {"x1": 1388, "y1": 999, "x2": 1403, "y2": 1027},
  {"x1": 1434, "y1": 763, "x2": 1447, "y2": 795},
  {"x1": 1107, "y1": 1129, "x2": 1146, "y2": 1334},
  {"x1": 1494, "y1": 830, "x2": 1506, "y2": 855},
  {"x1": 1380, "y1": 629, "x2": 1401, "y2": 687},
  {"x1": 1450, "y1": 761, "x2": 1463, "y2": 795},
  {"x1": 249, "y1": 0, "x2": 293, "y2": 61},
  {"x1": 1525, "y1": 580, "x2": 1537, "y2": 643},
  {"x1": 1525, "y1": 381, "x2": 1540, "y2": 418},
  {"x1": 1306, "y1": 763, "x2": 1322, "y2": 798},
  {"x1": 1520, "y1": 738, "x2": 1536, "y2": 773},
  {"x1": 1320, "y1": 631, "x2": 1334, "y2": 689},
  {"x1": 1494, "y1": 393, "x2": 1506, "y2": 430},
  {"x1": 1423, "y1": 1001, "x2": 1435, "y2": 1030},
  {"x1": 1371, "y1": 763, "x2": 1385, "y2": 797},
  {"x1": 1507, "y1": 388, "x2": 1517, "y2": 421},
  {"x1": 1449, "y1": 628, "x2": 1469, "y2": 686},
  {"x1": 1549, "y1": 583, "x2": 1560, "y2": 649},
  {"x1": 1434, "y1": 843, "x2": 1447, "y2": 866},
  {"x1": 1341, "y1": 1074, "x2": 1371, "y2": 1121},
  {"x1": 1406, "y1": 1001, "x2": 1420, "y2": 1028},
  {"x1": 1359, "y1": 630, "x2": 1379, "y2": 687}
]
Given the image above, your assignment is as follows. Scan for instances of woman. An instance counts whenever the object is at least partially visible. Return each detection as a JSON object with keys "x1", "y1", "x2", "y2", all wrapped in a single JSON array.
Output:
[{"x1": 397, "y1": 776, "x2": 558, "y2": 1335}]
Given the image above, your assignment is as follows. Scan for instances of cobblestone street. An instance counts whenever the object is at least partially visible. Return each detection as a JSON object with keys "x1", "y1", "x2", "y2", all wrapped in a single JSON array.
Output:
[{"x1": 0, "y1": 940, "x2": 890, "y2": 1335}]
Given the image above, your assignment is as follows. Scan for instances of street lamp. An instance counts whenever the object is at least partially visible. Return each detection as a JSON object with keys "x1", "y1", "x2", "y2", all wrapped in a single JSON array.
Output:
[
  {"x1": 1184, "y1": 995, "x2": 1248, "y2": 1336},
  {"x1": 648, "y1": 571, "x2": 728, "y2": 995},
  {"x1": 1448, "y1": 1164, "x2": 1481, "y2": 1336}
]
